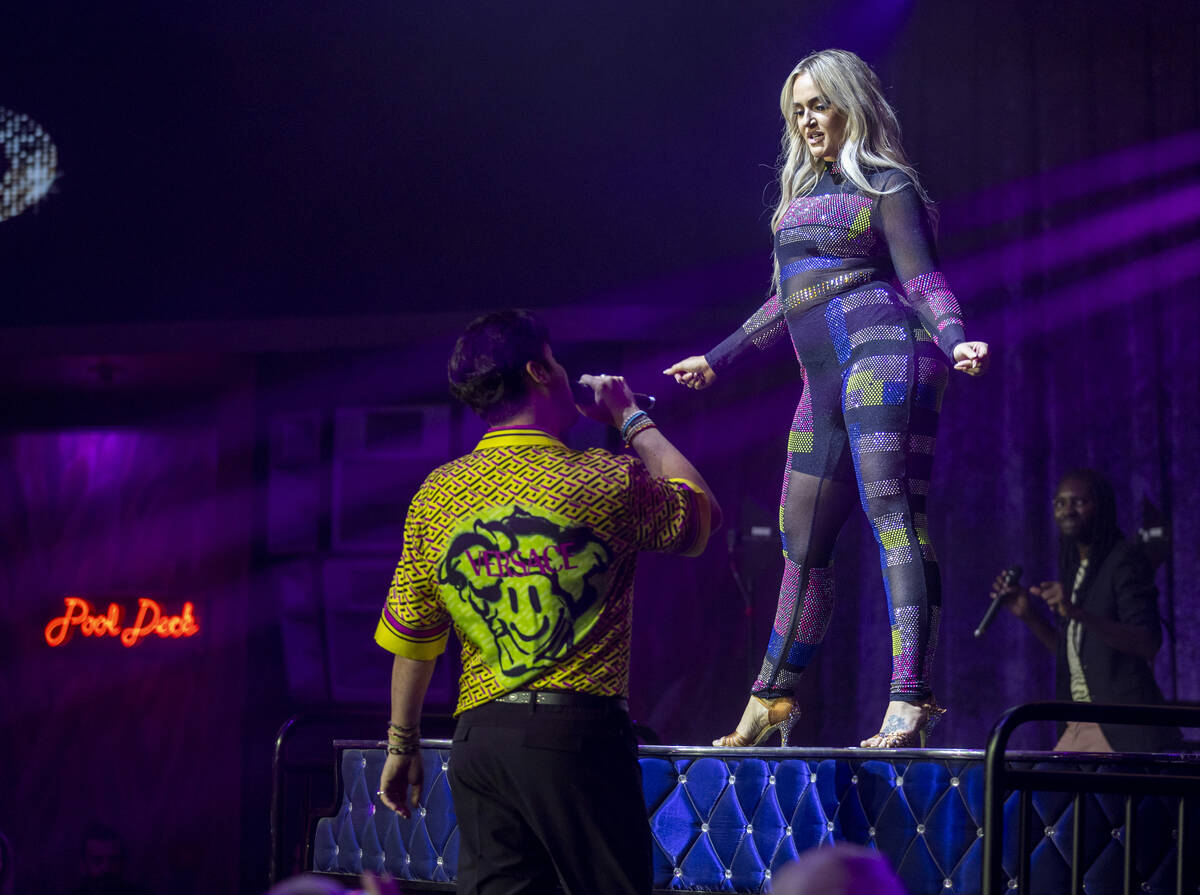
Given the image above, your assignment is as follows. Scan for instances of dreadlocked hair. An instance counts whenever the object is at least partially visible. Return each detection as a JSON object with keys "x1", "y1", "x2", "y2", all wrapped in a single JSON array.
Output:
[{"x1": 1056, "y1": 468, "x2": 1125, "y2": 597}]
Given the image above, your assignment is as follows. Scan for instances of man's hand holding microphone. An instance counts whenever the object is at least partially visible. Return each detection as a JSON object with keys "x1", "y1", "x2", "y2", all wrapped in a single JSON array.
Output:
[{"x1": 979, "y1": 565, "x2": 1064, "y2": 654}]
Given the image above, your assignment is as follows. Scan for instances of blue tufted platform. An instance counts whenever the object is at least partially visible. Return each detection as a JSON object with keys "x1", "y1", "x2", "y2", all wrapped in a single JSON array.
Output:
[{"x1": 311, "y1": 741, "x2": 1198, "y2": 894}]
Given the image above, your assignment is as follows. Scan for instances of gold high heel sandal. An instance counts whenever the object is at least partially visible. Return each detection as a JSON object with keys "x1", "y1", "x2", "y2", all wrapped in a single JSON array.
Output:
[
  {"x1": 713, "y1": 696, "x2": 802, "y2": 747},
  {"x1": 860, "y1": 699, "x2": 947, "y2": 749}
]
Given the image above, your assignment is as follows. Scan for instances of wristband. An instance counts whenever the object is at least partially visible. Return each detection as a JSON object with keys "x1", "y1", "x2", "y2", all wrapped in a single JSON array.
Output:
[
  {"x1": 619, "y1": 410, "x2": 648, "y2": 441},
  {"x1": 623, "y1": 417, "x2": 657, "y2": 446},
  {"x1": 387, "y1": 721, "x2": 420, "y2": 755}
]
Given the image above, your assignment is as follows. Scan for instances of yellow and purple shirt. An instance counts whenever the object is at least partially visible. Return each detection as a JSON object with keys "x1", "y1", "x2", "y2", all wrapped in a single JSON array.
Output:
[{"x1": 374, "y1": 427, "x2": 711, "y2": 715}]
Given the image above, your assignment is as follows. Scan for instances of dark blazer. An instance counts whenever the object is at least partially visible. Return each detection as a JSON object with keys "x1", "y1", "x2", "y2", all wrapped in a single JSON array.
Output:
[{"x1": 1054, "y1": 540, "x2": 1182, "y2": 752}]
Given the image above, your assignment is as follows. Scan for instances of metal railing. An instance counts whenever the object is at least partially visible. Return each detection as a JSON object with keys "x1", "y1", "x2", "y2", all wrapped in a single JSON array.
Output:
[{"x1": 983, "y1": 701, "x2": 1200, "y2": 895}]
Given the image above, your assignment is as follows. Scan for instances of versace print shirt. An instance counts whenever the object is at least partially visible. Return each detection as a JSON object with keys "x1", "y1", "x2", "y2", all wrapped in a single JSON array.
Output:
[{"x1": 374, "y1": 427, "x2": 712, "y2": 714}]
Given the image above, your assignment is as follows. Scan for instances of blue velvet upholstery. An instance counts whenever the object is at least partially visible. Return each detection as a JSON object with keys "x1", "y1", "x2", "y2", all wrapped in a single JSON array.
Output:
[{"x1": 312, "y1": 742, "x2": 1195, "y2": 894}]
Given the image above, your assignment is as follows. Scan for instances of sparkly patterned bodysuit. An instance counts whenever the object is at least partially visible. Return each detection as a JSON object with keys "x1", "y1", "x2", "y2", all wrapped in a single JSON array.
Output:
[{"x1": 706, "y1": 164, "x2": 967, "y2": 701}]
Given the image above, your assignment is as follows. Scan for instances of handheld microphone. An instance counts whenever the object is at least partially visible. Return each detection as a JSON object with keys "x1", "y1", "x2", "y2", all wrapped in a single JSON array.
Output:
[
  {"x1": 571, "y1": 380, "x2": 656, "y2": 411},
  {"x1": 973, "y1": 565, "x2": 1022, "y2": 638}
]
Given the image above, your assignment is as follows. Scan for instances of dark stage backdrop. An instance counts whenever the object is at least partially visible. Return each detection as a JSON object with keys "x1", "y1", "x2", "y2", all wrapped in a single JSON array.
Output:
[
  {"x1": 0, "y1": 372, "x2": 256, "y2": 895},
  {"x1": 1, "y1": 2, "x2": 1198, "y2": 893}
]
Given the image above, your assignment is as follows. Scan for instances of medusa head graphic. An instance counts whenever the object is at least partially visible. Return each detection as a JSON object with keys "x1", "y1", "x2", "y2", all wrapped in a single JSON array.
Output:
[{"x1": 437, "y1": 505, "x2": 613, "y2": 683}]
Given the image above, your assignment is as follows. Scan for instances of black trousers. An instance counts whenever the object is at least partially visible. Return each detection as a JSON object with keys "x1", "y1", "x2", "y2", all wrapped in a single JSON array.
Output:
[{"x1": 448, "y1": 697, "x2": 652, "y2": 895}]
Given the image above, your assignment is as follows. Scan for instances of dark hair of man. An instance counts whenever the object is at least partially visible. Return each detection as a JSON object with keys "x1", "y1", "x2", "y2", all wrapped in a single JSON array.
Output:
[
  {"x1": 448, "y1": 310, "x2": 551, "y2": 424},
  {"x1": 1056, "y1": 468, "x2": 1124, "y2": 594}
]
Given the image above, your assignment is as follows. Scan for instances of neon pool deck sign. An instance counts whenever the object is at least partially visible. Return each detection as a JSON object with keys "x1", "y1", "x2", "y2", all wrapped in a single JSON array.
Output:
[{"x1": 44, "y1": 597, "x2": 200, "y2": 647}]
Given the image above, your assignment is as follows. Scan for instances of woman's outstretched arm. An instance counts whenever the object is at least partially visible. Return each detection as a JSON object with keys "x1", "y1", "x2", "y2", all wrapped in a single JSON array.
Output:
[{"x1": 876, "y1": 172, "x2": 990, "y2": 375}]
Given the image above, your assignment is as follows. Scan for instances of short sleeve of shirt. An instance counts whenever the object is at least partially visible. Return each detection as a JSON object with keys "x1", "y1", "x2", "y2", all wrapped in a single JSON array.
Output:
[
  {"x1": 374, "y1": 481, "x2": 452, "y2": 660},
  {"x1": 615, "y1": 456, "x2": 712, "y2": 557}
]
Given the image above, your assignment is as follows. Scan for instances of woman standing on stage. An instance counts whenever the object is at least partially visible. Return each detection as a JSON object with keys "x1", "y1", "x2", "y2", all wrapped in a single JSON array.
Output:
[{"x1": 665, "y1": 49, "x2": 989, "y2": 748}]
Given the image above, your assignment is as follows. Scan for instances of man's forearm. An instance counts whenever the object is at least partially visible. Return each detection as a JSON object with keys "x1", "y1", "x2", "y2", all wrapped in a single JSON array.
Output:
[
  {"x1": 625, "y1": 424, "x2": 723, "y2": 531},
  {"x1": 390, "y1": 653, "x2": 437, "y2": 727},
  {"x1": 381, "y1": 653, "x2": 436, "y2": 818},
  {"x1": 1022, "y1": 611, "x2": 1059, "y2": 655}
]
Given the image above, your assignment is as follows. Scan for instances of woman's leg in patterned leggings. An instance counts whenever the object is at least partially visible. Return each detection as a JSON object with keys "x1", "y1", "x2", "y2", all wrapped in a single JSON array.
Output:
[
  {"x1": 840, "y1": 335, "x2": 949, "y2": 745},
  {"x1": 752, "y1": 463, "x2": 857, "y2": 700},
  {"x1": 850, "y1": 433, "x2": 942, "y2": 699},
  {"x1": 843, "y1": 350, "x2": 947, "y2": 702},
  {"x1": 711, "y1": 387, "x2": 858, "y2": 746}
]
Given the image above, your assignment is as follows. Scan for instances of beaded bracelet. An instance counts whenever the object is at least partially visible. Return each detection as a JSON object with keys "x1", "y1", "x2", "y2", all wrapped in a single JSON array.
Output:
[
  {"x1": 623, "y1": 418, "x2": 657, "y2": 446},
  {"x1": 619, "y1": 410, "x2": 648, "y2": 442},
  {"x1": 387, "y1": 721, "x2": 420, "y2": 755}
]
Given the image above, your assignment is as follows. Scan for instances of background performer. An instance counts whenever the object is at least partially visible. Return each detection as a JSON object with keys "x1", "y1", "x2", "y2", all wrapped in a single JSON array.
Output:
[
  {"x1": 376, "y1": 310, "x2": 719, "y2": 895},
  {"x1": 988, "y1": 469, "x2": 1181, "y2": 752},
  {"x1": 665, "y1": 49, "x2": 989, "y2": 749}
]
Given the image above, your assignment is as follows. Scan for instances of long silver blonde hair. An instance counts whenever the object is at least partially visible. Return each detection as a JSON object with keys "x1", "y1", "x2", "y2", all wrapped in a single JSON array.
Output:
[{"x1": 770, "y1": 49, "x2": 932, "y2": 293}]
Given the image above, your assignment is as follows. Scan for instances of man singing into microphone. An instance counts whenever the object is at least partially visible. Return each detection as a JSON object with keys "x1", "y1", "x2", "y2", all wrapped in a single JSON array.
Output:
[
  {"x1": 988, "y1": 469, "x2": 1180, "y2": 752},
  {"x1": 374, "y1": 309, "x2": 721, "y2": 894}
]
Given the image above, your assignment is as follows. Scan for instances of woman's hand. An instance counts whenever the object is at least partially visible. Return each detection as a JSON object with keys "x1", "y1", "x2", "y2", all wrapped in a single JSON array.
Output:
[
  {"x1": 663, "y1": 356, "x2": 716, "y2": 390},
  {"x1": 953, "y1": 341, "x2": 990, "y2": 376}
]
